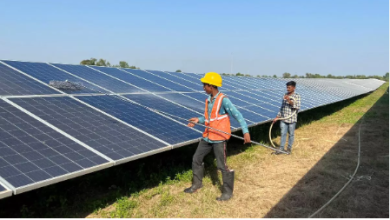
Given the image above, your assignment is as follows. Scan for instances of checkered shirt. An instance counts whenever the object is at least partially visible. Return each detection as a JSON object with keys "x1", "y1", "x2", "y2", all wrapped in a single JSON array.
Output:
[{"x1": 276, "y1": 93, "x2": 301, "y2": 123}]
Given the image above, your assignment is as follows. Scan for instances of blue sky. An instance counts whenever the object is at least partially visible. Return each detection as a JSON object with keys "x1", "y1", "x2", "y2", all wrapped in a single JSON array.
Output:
[{"x1": 0, "y1": 0, "x2": 388, "y2": 76}]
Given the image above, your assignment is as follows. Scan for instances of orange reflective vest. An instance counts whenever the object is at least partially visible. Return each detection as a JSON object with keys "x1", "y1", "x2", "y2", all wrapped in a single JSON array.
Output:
[{"x1": 202, "y1": 93, "x2": 231, "y2": 141}]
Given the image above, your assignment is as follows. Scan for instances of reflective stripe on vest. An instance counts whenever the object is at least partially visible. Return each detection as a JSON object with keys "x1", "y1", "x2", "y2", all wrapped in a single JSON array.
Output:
[{"x1": 203, "y1": 93, "x2": 231, "y2": 140}]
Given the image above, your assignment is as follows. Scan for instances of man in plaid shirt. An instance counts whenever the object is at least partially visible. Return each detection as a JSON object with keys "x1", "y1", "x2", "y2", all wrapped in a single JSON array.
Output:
[{"x1": 273, "y1": 81, "x2": 301, "y2": 155}]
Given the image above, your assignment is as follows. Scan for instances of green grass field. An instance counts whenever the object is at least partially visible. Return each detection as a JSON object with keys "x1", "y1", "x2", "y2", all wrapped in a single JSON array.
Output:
[{"x1": 0, "y1": 83, "x2": 388, "y2": 218}]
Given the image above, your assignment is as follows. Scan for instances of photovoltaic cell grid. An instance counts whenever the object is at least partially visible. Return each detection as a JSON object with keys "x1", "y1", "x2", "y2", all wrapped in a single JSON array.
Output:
[
  {"x1": 0, "y1": 99, "x2": 110, "y2": 192},
  {"x1": 0, "y1": 60, "x2": 385, "y2": 199},
  {"x1": 2, "y1": 61, "x2": 102, "y2": 94},
  {"x1": 0, "y1": 62, "x2": 59, "y2": 96},
  {"x1": 146, "y1": 70, "x2": 203, "y2": 91},
  {"x1": 121, "y1": 69, "x2": 194, "y2": 92},
  {"x1": 51, "y1": 64, "x2": 143, "y2": 93},
  {"x1": 89, "y1": 66, "x2": 170, "y2": 92},
  {"x1": 77, "y1": 95, "x2": 203, "y2": 144},
  {"x1": 11, "y1": 97, "x2": 168, "y2": 161}
]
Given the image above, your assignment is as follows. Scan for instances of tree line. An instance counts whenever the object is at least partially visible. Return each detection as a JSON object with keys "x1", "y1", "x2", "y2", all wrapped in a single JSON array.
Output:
[
  {"x1": 80, "y1": 58, "x2": 389, "y2": 81},
  {"x1": 79, "y1": 58, "x2": 182, "y2": 73},
  {"x1": 80, "y1": 58, "x2": 140, "y2": 69},
  {"x1": 222, "y1": 72, "x2": 389, "y2": 81}
]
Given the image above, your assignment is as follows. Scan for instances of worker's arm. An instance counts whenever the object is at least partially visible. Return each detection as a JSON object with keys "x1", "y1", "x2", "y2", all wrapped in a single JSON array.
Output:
[
  {"x1": 276, "y1": 110, "x2": 282, "y2": 118},
  {"x1": 274, "y1": 100, "x2": 283, "y2": 123},
  {"x1": 197, "y1": 116, "x2": 205, "y2": 124},
  {"x1": 292, "y1": 94, "x2": 301, "y2": 110},
  {"x1": 222, "y1": 98, "x2": 251, "y2": 143},
  {"x1": 188, "y1": 116, "x2": 204, "y2": 127}
]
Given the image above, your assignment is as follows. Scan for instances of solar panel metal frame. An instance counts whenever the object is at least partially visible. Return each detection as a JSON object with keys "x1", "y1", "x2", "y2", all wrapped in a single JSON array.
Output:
[{"x1": 0, "y1": 180, "x2": 12, "y2": 199}]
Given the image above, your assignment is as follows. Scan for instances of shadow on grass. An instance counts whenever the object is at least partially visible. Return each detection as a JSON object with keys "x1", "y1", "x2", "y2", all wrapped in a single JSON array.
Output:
[
  {"x1": 264, "y1": 90, "x2": 389, "y2": 218},
  {"x1": 0, "y1": 92, "x2": 380, "y2": 218}
]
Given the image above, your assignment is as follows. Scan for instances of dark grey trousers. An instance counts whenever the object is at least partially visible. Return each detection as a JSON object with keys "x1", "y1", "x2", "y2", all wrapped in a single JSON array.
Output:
[{"x1": 192, "y1": 139, "x2": 231, "y2": 172}]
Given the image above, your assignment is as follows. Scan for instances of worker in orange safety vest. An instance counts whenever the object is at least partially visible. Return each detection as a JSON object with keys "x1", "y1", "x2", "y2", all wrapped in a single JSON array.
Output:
[{"x1": 185, "y1": 72, "x2": 251, "y2": 201}]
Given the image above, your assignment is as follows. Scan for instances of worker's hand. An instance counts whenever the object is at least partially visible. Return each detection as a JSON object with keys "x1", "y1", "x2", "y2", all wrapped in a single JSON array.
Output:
[
  {"x1": 243, "y1": 133, "x2": 251, "y2": 144},
  {"x1": 273, "y1": 117, "x2": 279, "y2": 123},
  {"x1": 188, "y1": 118, "x2": 199, "y2": 127},
  {"x1": 283, "y1": 95, "x2": 289, "y2": 100}
]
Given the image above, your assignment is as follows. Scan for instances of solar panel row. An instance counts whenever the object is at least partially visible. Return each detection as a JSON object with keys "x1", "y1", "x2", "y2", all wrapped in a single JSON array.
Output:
[{"x1": 0, "y1": 60, "x2": 385, "y2": 199}]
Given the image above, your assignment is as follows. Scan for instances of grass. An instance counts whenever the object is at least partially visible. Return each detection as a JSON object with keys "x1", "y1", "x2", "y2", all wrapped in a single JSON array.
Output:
[{"x1": 0, "y1": 83, "x2": 388, "y2": 218}]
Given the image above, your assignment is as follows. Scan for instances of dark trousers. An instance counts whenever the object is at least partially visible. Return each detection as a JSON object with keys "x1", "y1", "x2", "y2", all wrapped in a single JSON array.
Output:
[
  {"x1": 193, "y1": 139, "x2": 231, "y2": 172},
  {"x1": 190, "y1": 139, "x2": 234, "y2": 197}
]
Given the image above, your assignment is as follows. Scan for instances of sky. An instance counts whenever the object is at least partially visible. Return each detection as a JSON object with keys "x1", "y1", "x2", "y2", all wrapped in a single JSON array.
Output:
[{"x1": 0, "y1": 0, "x2": 388, "y2": 76}]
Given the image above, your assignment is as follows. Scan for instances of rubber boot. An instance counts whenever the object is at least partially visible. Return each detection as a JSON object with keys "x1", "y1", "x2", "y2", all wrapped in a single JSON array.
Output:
[
  {"x1": 216, "y1": 170, "x2": 234, "y2": 201},
  {"x1": 184, "y1": 163, "x2": 204, "y2": 193}
]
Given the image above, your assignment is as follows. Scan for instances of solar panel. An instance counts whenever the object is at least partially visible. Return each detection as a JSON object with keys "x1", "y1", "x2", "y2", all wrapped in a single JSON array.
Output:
[
  {"x1": 147, "y1": 70, "x2": 203, "y2": 91},
  {"x1": 348, "y1": 79, "x2": 385, "y2": 90},
  {"x1": 121, "y1": 69, "x2": 194, "y2": 92},
  {"x1": 2, "y1": 61, "x2": 101, "y2": 94},
  {"x1": 223, "y1": 91, "x2": 280, "y2": 112},
  {"x1": 76, "y1": 95, "x2": 203, "y2": 145},
  {"x1": 51, "y1": 64, "x2": 143, "y2": 93},
  {"x1": 237, "y1": 108, "x2": 270, "y2": 123},
  {"x1": 223, "y1": 76, "x2": 257, "y2": 90},
  {"x1": 236, "y1": 90, "x2": 281, "y2": 105},
  {"x1": 0, "y1": 99, "x2": 111, "y2": 193},
  {"x1": 89, "y1": 66, "x2": 171, "y2": 92},
  {"x1": 123, "y1": 93, "x2": 207, "y2": 127},
  {"x1": 178, "y1": 72, "x2": 202, "y2": 80},
  {"x1": 244, "y1": 105, "x2": 277, "y2": 119},
  {"x1": 290, "y1": 79, "x2": 362, "y2": 99},
  {"x1": 10, "y1": 97, "x2": 168, "y2": 162},
  {"x1": 0, "y1": 62, "x2": 59, "y2": 96},
  {"x1": 158, "y1": 93, "x2": 206, "y2": 112},
  {"x1": 181, "y1": 92, "x2": 209, "y2": 102}
]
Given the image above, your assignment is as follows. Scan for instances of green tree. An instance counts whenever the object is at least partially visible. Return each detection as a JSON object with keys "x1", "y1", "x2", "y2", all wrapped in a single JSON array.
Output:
[
  {"x1": 176, "y1": 69, "x2": 182, "y2": 72},
  {"x1": 283, "y1": 72, "x2": 291, "y2": 78},
  {"x1": 119, "y1": 61, "x2": 130, "y2": 68},
  {"x1": 80, "y1": 58, "x2": 97, "y2": 65},
  {"x1": 96, "y1": 59, "x2": 108, "y2": 66},
  {"x1": 107, "y1": 61, "x2": 111, "y2": 67},
  {"x1": 291, "y1": 75, "x2": 298, "y2": 78},
  {"x1": 384, "y1": 72, "x2": 389, "y2": 81},
  {"x1": 273, "y1": 75, "x2": 277, "y2": 78},
  {"x1": 305, "y1": 73, "x2": 313, "y2": 78},
  {"x1": 236, "y1": 72, "x2": 244, "y2": 76}
]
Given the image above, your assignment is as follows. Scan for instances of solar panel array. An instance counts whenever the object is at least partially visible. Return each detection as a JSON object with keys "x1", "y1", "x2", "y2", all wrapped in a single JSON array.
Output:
[{"x1": 0, "y1": 60, "x2": 385, "y2": 199}]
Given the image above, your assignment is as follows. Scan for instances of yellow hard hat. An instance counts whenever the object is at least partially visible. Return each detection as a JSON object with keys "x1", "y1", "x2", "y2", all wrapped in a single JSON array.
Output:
[{"x1": 200, "y1": 72, "x2": 222, "y2": 87}]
